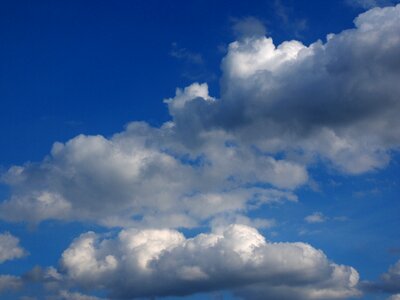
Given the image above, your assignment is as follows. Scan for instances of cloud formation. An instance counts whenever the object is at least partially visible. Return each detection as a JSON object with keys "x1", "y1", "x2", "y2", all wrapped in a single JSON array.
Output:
[
  {"x1": 0, "y1": 232, "x2": 26, "y2": 263},
  {"x1": 0, "y1": 275, "x2": 22, "y2": 293},
  {"x1": 0, "y1": 125, "x2": 301, "y2": 227},
  {"x1": 0, "y1": 5, "x2": 399, "y2": 228},
  {"x1": 0, "y1": 4, "x2": 398, "y2": 300},
  {"x1": 59, "y1": 224, "x2": 359, "y2": 299},
  {"x1": 171, "y1": 4, "x2": 400, "y2": 174}
]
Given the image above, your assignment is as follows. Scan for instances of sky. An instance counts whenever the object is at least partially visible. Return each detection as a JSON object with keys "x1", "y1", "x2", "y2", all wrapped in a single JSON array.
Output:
[{"x1": 0, "y1": 0, "x2": 400, "y2": 299}]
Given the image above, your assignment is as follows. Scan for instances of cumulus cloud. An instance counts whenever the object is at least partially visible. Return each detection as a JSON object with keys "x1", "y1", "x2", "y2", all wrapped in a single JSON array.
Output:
[
  {"x1": 0, "y1": 4, "x2": 399, "y2": 230},
  {"x1": 0, "y1": 122, "x2": 302, "y2": 227},
  {"x1": 58, "y1": 224, "x2": 360, "y2": 299},
  {"x1": 0, "y1": 232, "x2": 26, "y2": 263},
  {"x1": 170, "y1": 4, "x2": 400, "y2": 174}
]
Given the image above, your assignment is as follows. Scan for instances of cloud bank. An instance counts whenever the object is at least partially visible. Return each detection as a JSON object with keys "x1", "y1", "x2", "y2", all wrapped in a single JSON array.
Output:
[
  {"x1": 0, "y1": 5, "x2": 399, "y2": 229},
  {"x1": 58, "y1": 224, "x2": 359, "y2": 299}
]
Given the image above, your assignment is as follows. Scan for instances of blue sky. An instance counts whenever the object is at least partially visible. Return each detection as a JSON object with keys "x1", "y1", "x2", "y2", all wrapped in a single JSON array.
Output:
[{"x1": 0, "y1": 1, "x2": 400, "y2": 299}]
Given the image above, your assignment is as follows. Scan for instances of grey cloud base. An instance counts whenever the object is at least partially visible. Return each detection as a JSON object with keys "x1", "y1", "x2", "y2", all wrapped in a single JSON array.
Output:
[{"x1": 58, "y1": 225, "x2": 360, "y2": 300}]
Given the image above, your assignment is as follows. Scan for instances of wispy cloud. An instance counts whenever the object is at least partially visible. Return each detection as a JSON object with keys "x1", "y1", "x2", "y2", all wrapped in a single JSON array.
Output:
[
  {"x1": 305, "y1": 212, "x2": 327, "y2": 224},
  {"x1": 170, "y1": 42, "x2": 204, "y2": 65}
]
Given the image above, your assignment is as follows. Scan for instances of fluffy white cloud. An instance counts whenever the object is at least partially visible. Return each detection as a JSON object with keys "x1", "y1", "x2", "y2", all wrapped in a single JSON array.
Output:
[
  {"x1": 388, "y1": 294, "x2": 400, "y2": 300},
  {"x1": 0, "y1": 122, "x2": 303, "y2": 227},
  {"x1": 0, "y1": 232, "x2": 26, "y2": 263},
  {"x1": 0, "y1": 4, "x2": 399, "y2": 230},
  {"x1": 171, "y1": 4, "x2": 400, "y2": 174},
  {"x1": 59, "y1": 224, "x2": 360, "y2": 299}
]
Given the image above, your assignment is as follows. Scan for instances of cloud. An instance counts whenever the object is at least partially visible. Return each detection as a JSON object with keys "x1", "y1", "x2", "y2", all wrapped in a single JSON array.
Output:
[
  {"x1": 170, "y1": 42, "x2": 204, "y2": 65},
  {"x1": 361, "y1": 259, "x2": 400, "y2": 299},
  {"x1": 48, "y1": 290, "x2": 105, "y2": 300},
  {"x1": 272, "y1": 0, "x2": 308, "y2": 37},
  {"x1": 369, "y1": 259, "x2": 400, "y2": 294},
  {"x1": 0, "y1": 122, "x2": 303, "y2": 227},
  {"x1": 170, "y1": 4, "x2": 400, "y2": 174},
  {"x1": 0, "y1": 4, "x2": 399, "y2": 229},
  {"x1": 346, "y1": 0, "x2": 399, "y2": 9},
  {"x1": 0, "y1": 232, "x2": 25, "y2": 295},
  {"x1": 0, "y1": 232, "x2": 26, "y2": 263},
  {"x1": 305, "y1": 212, "x2": 327, "y2": 223},
  {"x1": 58, "y1": 224, "x2": 360, "y2": 299},
  {"x1": 232, "y1": 17, "x2": 267, "y2": 39},
  {"x1": 0, "y1": 275, "x2": 22, "y2": 293}
]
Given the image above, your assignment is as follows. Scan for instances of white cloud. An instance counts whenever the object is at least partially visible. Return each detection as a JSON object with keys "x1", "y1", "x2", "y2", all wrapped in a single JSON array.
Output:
[
  {"x1": 0, "y1": 4, "x2": 399, "y2": 232},
  {"x1": 305, "y1": 212, "x2": 327, "y2": 224},
  {"x1": 172, "y1": 4, "x2": 400, "y2": 174},
  {"x1": 0, "y1": 122, "x2": 303, "y2": 227},
  {"x1": 0, "y1": 232, "x2": 26, "y2": 263},
  {"x1": 59, "y1": 224, "x2": 360, "y2": 299}
]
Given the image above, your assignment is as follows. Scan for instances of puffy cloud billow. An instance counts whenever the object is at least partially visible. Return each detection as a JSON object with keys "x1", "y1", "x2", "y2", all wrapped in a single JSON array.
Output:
[
  {"x1": 170, "y1": 4, "x2": 400, "y2": 174},
  {"x1": 0, "y1": 125, "x2": 301, "y2": 227},
  {"x1": 58, "y1": 224, "x2": 360, "y2": 300},
  {"x1": 1, "y1": 5, "x2": 399, "y2": 228}
]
